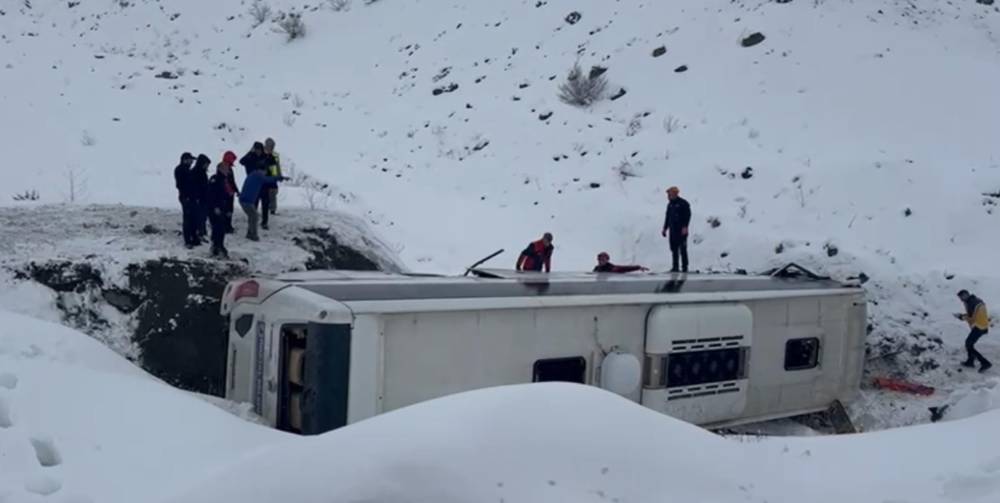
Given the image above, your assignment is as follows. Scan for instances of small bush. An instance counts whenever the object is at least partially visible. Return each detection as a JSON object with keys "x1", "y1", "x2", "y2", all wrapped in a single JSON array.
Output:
[
  {"x1": 558, "y1": 62, "x2": 607, "y2": 107},
  {"x1": 277, "y1": 12, "x2": 306, "y2": 41},
  {"x1": 248, "y1": 0, "x2": 272, "y2": 27},
  {"x1": 328, "y1": 0, "x2": 350, "y2": 11},
  {"x1": 12, "y1": 189, "x2": 39, "y2": 201}
]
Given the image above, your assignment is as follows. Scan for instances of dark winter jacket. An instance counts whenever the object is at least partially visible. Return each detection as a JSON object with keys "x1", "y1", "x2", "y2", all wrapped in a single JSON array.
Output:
[
  {"x1": 216, "y1": 163, "x2": 239, "y2": 197},
  {"x1": 239, "y1": 170, "x2": 282, "y2": 206},
  {"x1": 516, "y1": 240, "x2": 553, "y2": 272},
  {"x1": 239, "y1": 143, "x2": 269, "y2": 177},
  {"x1": 174, "y1": 163, "x2": 193, "y2": 199},
  {"x1": 593, "y1": 263, "x2": 643, "y2": 273},
  {"x1": 663, "y1": 197, "x2": 692, "y2": 235},
  {"x1": 188, "y1": 155, "x2": 211, "y2": 204},
  {"x1": 206, "y1": 173, "x2": 230, "y2": 213}
]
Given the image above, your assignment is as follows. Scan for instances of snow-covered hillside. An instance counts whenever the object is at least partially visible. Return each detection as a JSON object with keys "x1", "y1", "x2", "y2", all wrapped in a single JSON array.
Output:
[
  {"x1": 2, "y1": 312, "x2": 1000, "y2": 503},
  {"x1": 3, "y1": 0, "x2": 1000, "y2": 425}
]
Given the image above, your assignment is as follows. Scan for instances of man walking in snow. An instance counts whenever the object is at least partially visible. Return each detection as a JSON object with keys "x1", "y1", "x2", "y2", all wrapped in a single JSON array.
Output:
[
  {"x1": 239, "y1": 166, "x2": 286, "y2": 241},
  {"x1": 516, "y1": 233, "x2": 554, "y2": 273},
  {"x1": 593, "y1": 252, "x2": 649, "y2": 273},
  {"x1": 262, "y1": 138, "x2": 282, "y2": 217},
  {"x1": 661, "y1": 186, "x2": 691, "y2": 273},
  {"x1": 218, "y1": 151, "x2": 240, "y2": 234},
  {"x1": 190, "y1": 154, "x2": 212, "y2": 241},
  {"x1": 958, "y1": 289, "x2": 992, "y2": 373},
  {"x1": 174, "y1": 152, "x2": 199, "y2": 248},
  {"x1": 206, "y1": 161, "x2": 234, "y2": 258}
]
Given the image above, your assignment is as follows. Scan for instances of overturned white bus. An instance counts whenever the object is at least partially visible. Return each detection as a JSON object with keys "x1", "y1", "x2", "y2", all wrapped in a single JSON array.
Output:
[{"x1": 219, "y1": 264, "x2": 866, "y2": 435}]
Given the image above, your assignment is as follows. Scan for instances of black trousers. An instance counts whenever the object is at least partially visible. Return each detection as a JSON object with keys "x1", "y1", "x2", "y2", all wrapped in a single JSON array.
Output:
[
  {"x1": 669, "y1": 233, "x2": 688, "y2": 272},
  {"x1": 965, "y1": 328, "x2": 991, "y2": 367},
  {"x1": 224, "y1": 197, "x2": 235, "y2": 232},
  {"x1": 209, "y1": 209, "x2": 227, "y2": 252},
  {"x1": 259, "y1": 189, "x2": 272, "y2": 228},
  {"x1": 180, "y1": 197, "x2": 199, "y2": 245}
]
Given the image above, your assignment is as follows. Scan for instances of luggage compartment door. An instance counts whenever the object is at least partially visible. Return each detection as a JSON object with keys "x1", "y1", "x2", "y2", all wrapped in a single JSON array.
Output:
[{"x1": 642, "y1": 304, "x2": 753, "y2": 425}]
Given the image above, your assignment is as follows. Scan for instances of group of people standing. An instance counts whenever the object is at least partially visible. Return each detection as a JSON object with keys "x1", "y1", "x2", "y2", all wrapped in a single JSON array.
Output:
[
  {"x1": 173, "y1": 138, "x2": 287, "y2": 258},
  {"x1": 515, "y1": 186, "x2": 692, "y2": 274}
]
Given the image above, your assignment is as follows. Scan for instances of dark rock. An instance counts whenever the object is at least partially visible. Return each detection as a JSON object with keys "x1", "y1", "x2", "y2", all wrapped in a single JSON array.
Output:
[
  {"x1": 858, "y1": 272, "x2": 870, "y2": 284},
  {"x1": 674, "y1": 65, "x2": 688, "y2": 73},
  {"x1": 741, "y1": 167, "x2": 754, "y2": 179},
  {"x1": 19, "y1": 261, "x2": 102, "y2": 293},
  {"x1": 127, "y1": 258, "x2": 246, "y2": 395},
  {"x1": 539, "y1": 111, "x2": 553, "y2": 121},
  {"x1": 589, "y1": 65, "x2": 608, "y2": 79},
  {"x1": 775, "y1": 243, "x2": 785, "y2": 254},
  {"x1": 742, "y1": 32, "x2": 766, "y2": 48},
  {"x1": 292, "y1": 227, "x2": 380, "y2": 271},
  {"x1": 904, "y1": 208, "x2": 912, "y2": 217},
  {"x1": 565, "y1": 11, "x2": 581, "y2": 25},
  {"x1": 102, "y1": 288, "x2": 142, "y2": 313},
  {"x1": 707, "y1": 217, "x2": 721, "y2": 228},
  {"x1": 141, "y1": 224, "x2": 160, "y2": 234},
  {"x1": 609, "y1": 88, "x2": 627, "y2": 101},
  {"x1": 154, "y1": 71, "x2": 178, "y2": 80},
  {"x1": 589, "y1": 182, "x2": 601, "y2": 189},
  {"x1": 432, "y1": 83, "x2": 459, "y2": 96},
  {"x1": 977, "y1": 0, "x2": 994, "y2": 5},
  {"x1": 825, "y1": 243, "x2": 839, "y2": 257},
  {"x1": 652, "y1": 46, "x2": 667, "y2": 58}
]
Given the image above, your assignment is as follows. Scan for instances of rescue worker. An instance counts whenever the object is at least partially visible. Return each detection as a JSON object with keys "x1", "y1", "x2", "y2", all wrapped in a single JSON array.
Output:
[
  {"x1": 218, "y1": 151, "x2": 240, "y2": 234},
  {"x1": 516, "y1": 232, "x2": 554, "y2": 272},
  {"x1": 190, "y1": 154, "x2": 212, "y2": 240},
  {"x1": 958, "y1": 290, "x2": 992, "y2": 373},
  {"x1": 593, "y1": 252, "x2": 649, "y2": 273},
  {"x1": 239, "y1": 167, "x2": 286, "y2": 241},
  {"x1": 173, "y1": 152, "x2": 199, "y2": 248},
  {"x1": 262, "y1": 137, "x2": 282, "y2": 216},
  {"x1": 239, "y1": 141, "x2": 269, "y2": 177},
  {"x1": 206, "y1": 163, "x2": 232, "y2": 258},
  {"x1": 661, "y1": 186, "x2": 691, "y2": 273}
]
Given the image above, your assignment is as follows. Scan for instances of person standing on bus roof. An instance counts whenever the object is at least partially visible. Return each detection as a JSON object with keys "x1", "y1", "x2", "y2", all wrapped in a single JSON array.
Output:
[
  {"x1": 516, "y1": 233, "x2": 554, "y2": 273},
  {"x1": 661, "y1": 186, "x2": 691, "y2": 273}
]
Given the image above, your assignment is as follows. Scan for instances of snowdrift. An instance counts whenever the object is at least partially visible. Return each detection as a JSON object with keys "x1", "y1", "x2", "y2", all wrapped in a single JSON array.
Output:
[
  {"x1": 164, "y1": 382, "x2": 1000, "y2": 503},
  {"x1": 0, "y1": 310, "x2": 284, "y2": 503}
]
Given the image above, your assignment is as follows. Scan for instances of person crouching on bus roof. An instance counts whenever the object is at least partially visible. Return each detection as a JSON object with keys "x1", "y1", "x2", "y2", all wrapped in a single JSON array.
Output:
[
  {"x1": 593, "y1": 252, "x2": 649, "y2": 273},
  {"x1": 957, "y1": 289, "x2": 992, "y2": 373},
  {"x1": 516, "y1": 232, "x2": 554, "y2": 272}
]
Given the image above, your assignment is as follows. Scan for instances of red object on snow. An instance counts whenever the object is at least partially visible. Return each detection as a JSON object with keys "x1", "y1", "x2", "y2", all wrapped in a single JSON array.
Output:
[{"x1": 872, "y1": 377, "x2": 935, "y2": 396}]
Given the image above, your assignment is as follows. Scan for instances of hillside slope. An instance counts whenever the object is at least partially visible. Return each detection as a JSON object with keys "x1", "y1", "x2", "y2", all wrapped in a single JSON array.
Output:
[{"x1": 3, "y1": 0, "x2": 1000, "y2": 426}]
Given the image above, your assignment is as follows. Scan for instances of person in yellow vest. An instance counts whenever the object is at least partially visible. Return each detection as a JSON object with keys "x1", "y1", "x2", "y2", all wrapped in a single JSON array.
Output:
[
  {"x1": 958, "y1": 289, "x2": 992, "y2": 373},
  {"x1": 263, "y1": 137, "x2": 283, "y2": 217}
]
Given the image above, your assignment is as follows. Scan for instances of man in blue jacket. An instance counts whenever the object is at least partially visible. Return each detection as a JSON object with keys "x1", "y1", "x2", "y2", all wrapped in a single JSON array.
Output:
[{"x1": 239, "y1": 167, "x2": 286, "y2": 241}]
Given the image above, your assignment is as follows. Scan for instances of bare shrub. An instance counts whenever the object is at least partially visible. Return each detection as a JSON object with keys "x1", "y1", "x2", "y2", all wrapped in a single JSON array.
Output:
[
  {"x1": 664, "y1": 115, "x2": 680, "y2": 134},
  {"x1": 249, "y1": 1, "x2": 272, "y2": 27},
  {"x1": 277, "y1": 11, "x2": 306, "y2": 41},
  {"x1": 12, "y1": 189, "x2": 39, "y2": 202},
  {"x1": 64, "y1": 165, "x2": 89, "y2": 203},
  {"x1": 328, "y1": 0, "x2": 351, "y2": 11},
  {"x1": 80, "y1": 130, "x2": 97, "y2": 147},
  {"x1": 558, "y1": 62, "x2": 607, "y2": 107}
]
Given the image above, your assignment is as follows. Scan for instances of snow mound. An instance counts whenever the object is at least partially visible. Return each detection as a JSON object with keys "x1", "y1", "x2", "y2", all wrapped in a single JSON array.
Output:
[
  {"x1": 0, "y1": 310, "x2": 284, "y2": 503},
  {"x1": 165, "y1": 383, "x2": 1000, "y2": 503}
]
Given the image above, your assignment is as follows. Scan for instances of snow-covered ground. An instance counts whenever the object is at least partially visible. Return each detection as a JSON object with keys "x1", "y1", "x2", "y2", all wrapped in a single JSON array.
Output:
[
  {"x1": 3, "y1": 311, "x2": 1000, "y2": 503},
  {"x1": 2, "y1": 0, "x2": 1000, "y2": 498}
]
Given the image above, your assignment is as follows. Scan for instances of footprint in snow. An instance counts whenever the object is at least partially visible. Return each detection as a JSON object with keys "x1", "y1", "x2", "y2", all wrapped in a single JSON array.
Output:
[
  {"x1": 24, "y1": 475, "x2": 61, "y2": 496},
  {"x1": 0, "y1": 373, "x2": 16, "y2": 390},
  {"x1": 0, "y1": 396, "x2": 12, "y2": 428},
  {"x1": 30, "y1": 436, "x2": 62, "y2": 467}
]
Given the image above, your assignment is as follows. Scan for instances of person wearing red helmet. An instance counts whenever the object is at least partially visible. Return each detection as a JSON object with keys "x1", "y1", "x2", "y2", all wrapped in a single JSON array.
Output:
[
  {"x1": 206, "y1": 151, "x2": 240, "y2": 257},
  {"x1": 218, "y1": 151, "x2": 240, "y2": 234}
]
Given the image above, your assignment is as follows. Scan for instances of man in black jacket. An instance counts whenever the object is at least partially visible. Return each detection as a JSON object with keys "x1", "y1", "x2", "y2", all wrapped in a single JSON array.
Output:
[
  {"x1": 173, "y1": 152, "x2": 199, "y2": 247},
  {"x1": 190, "y1": 154, "x2": 212, "y2": 241},
  {"x1": 661, "y1": 186, "x2": 691, "y2": 273},
  {"x1": 239, "y1": 142, "x2": 268, "y2": 177},
  {"x1": 206, "y1": 164, "x2": 232, "y2": 258}
]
